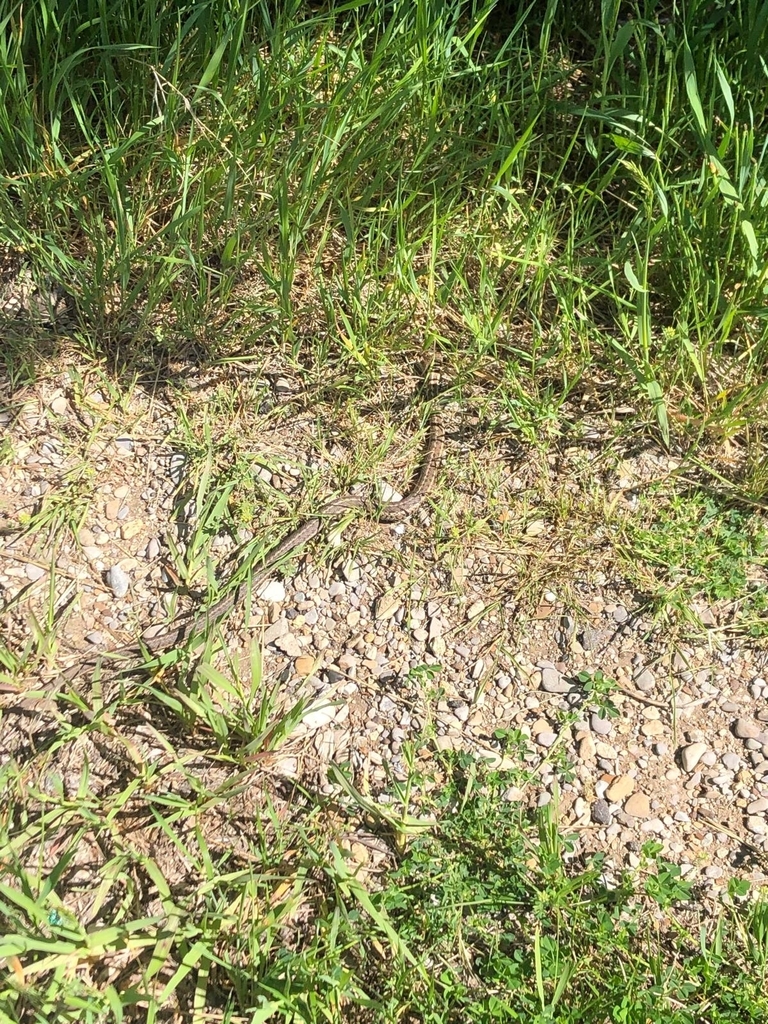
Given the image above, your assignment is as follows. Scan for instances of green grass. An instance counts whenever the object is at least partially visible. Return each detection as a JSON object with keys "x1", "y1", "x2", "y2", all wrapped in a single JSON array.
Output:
[
  {"x1": 2, "y1": 0, "x2": 768, "y2": 1020},
  {"x1": 2, "y1": 746, "x2": 768, "y2": 1023}
]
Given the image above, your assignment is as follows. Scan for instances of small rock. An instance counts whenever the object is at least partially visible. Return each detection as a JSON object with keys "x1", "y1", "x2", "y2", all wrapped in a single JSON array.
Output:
[
  {"x1": 595, "y1": 741, "x2": 618, "y2": 759},
  {"x1": 535, "y1": 731, "x2": 558, "y2": 748},
  {"x1": 503, "y1": 786, "x2": 525, "y2": 802},
  {"x1": 539, "y1": 664, "x2": 570, "y2": 694},
  {"x1": 376, "y1": 592, "x2": 401, "y2": 620},
  {"x1": 633, "y1": 668, "x2": 656, "y2": 692},
  {"x1": 721, "y1": 752, "x2": 741, "y2": 771},
  {"x1": 274, "y1": 634, "x2": 302, "y2": 658},
  {"x1": 591, "y1": 799, "x2": 612, "y2": 826},
  {"x1": 301, "y1": 701, "x2": 338, "y2": 731},
  {"x1": 105, "y1": 565, "x2": 130, "y2": 598},
  {"x1": 85, "y1": 631, "x2": 105, "y2": 645},
  {"x1": 590, "y1": 711, "x2": 613, "y2": 736},
  {"x1": 624, "y1": 793, "x2": 651, "y2": 818},
  {"x1": 120, "y1": 521, "x2": 143, "y2": 540},
  {"x1": 747, "y1": 798, "x2": 768, "y2": 814},
  {"x1": 606, "y1": 775, "x2": 635, "y2": 802},
  {"x1": 263, "y1": 619, "x2": 288, "y2": 644},
  {"x1": 680, "y1": 742, "x2": 708, "y2": 772},
  {"x1": 295, "y1": 655, "x2": 315, "y2": 676},
  {"x1": 25, "y1": 563, "x2": 46, "y2": 582},
  {"x1": 733, "y1": 718, "x2": 762, "y2": 740},
  {"x1": 49, "y1": 395, "x2": 69, "y2": 415},
  {"x1": 467, "y1": 599, "x2": 485, "y2": 619},
  {"x1": 641, "y1": 720, "x2": 665, "y2": 737},
  {"x1": 746, "y1": 816, "x2": 767, "y2": 836},
  {"x1": 257, "y1": 579, "x2": 286, "y2": 602},
  {"x1": 104, "y1": 499, "x2": 122, "y2": 520},
  {"x1": 145, "y1": 537, "x2": 161, "y2": 560},
  {"x1": 578, "y1": 734, "x2": 596, "y2": 760}
]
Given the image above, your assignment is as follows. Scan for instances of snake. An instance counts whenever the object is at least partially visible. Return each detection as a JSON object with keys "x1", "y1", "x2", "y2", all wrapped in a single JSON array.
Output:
[{"x1": 53, "y1": 411, "x2": 445, "y2": 684}]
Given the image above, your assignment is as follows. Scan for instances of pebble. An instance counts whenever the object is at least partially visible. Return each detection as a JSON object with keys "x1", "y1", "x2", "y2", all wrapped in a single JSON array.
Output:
[
  {"x1": 539, "y1": 662, "x2": 570, "y2": 693},
  {"x1": 591, "y1": 799, "x2": 612, "y2": 826},
  {"x1": 105, "y1": 565, "x2": 130, "y2": 597},
  {"x1": 467, "y1": 599, "x2": 485, "y2": 619},
  {"x1": 301, "y1": 701, "x2": 339, "y2": 731},
  {"x1": 746, "y1": 816, "x2": 767, "y2": 836},
  {"x1": 633, "y1": 668, "x2": 656, "y2": 692},
  {"x1": 535, "y1": 731, "x2": 557, "y2": 748},
  {"x1": 295, "y1": 655, "x2": 315, "y2": 676},
  {"x1": 605, "y1": 775, "x2": 635, "y2": 801},
  {"x1": 641, "y1": 720, "x2": 664, "y2": 737},
  {"x1": 258, "y1": 580, "x2": 286, "y2": 603},
  {"x1": 624, "y1": 793, "x2": 651, "y2": 818},
  {"x1": 376, "y1": 592, "x2": 401, "y2": 619},
  {"x1": 145, "y1": 537, "x2": 161, "y2": 560},
  {"x1": 746, "y1": 798, "x2": 768, "y2": 814},
  {"x1": 721, "y1": 753, "x2": 741, "y2": 771},
  {"x1": 590, "y1": 712, "x2": 613, "y2": 736},
  {"x1": 733, "y1": 718, "x2": 763, "y2": 740},
  {"x1": 85, "y1": 631, "x2": 105, "y2": 645},
  {"x1": 25, "y1": 563, "x2": 46, "y2": 582},
  {"x1": 595, "y1": 741, "x2": 618, "y2": 759},
  {"x1": 49, "y1": 395, "x2": 69, "y2": 415},
  {"x1": 578, "y1": 734, "x2": 596, "y2": 760},
  {"x1": 680, "y1": 742, "x2": 709, "y2": 773}
]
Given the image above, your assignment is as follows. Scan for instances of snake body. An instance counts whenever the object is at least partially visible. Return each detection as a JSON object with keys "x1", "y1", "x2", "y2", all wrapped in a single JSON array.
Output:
[{"x1": 62, "y1": 414, "x2": 444, "y2": 681}]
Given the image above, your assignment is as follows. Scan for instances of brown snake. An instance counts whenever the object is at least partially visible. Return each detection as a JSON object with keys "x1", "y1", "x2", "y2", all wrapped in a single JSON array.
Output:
[{"x1": 53, "y1": 412, "x2": 444, "y2": 685}]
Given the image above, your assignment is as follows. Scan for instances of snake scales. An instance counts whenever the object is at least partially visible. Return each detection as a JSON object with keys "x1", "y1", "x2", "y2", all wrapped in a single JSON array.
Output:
[{"x1": 57, "y1": 411, "x2": 444, "y2": 684}]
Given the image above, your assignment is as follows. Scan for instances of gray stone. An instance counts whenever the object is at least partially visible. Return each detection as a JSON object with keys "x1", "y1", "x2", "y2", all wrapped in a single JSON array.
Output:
[
  {"x1": 591, "y1": 799, "x2": 612, "y2": 826},
  {"x1": 144, "y1": 537, "x2": 161, "y2": 560},
  {"x1": 539, "y1": 665, "x2": 570, "y2": 694},
  {"x1": 263, "y1": 619, "x2": 289, "y2": 644},
  {"x1": 746, "y1": 816, "x2": 767, "y2": 836},
  {"x1": 105, "y1": 565, "x2": 130, "y2": 598},
  {"x1": 535, "y1": 731, "x2": 558, "y2": 748},
  {"x1": 590, "y1": 711, "x2": 613, "y2": 736},
  {"x1": 721, "y1": 753, "x2": 741, "y2": 772},
  {"x1": 633, "y1": 668, "x2": 656, "y2": 692},
  {"x1": 747, "y1": 798, "x2": 768, "y2": 814}
]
